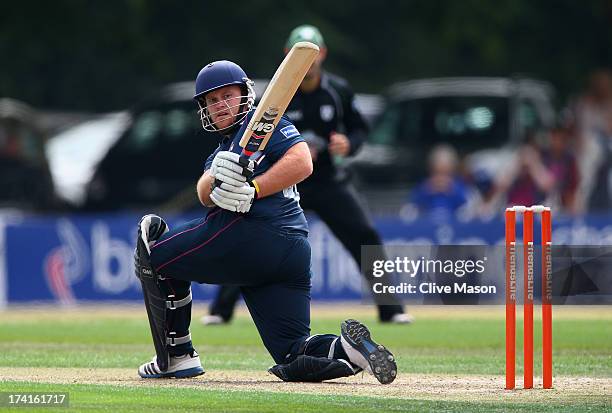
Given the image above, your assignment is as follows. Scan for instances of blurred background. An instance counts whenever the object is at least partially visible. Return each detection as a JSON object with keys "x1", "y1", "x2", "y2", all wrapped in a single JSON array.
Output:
[{"x1": 1, "y1": 0, "x2": 611, "y2": 305}]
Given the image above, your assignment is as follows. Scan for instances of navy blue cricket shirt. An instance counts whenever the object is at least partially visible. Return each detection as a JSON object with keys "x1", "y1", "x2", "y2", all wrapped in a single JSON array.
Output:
[{"x1": 204, "y1": 110, "x2": 308, "y2": 235}]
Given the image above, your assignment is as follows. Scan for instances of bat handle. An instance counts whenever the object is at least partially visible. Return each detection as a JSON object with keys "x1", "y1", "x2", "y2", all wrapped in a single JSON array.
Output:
[{"x1": 238, "y1": 154, "x2": 254, "y2": 179}]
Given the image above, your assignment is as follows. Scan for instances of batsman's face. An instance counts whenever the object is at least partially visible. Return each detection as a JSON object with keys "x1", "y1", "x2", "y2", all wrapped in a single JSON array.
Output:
[{"x1": 205, "y1": 85, "x2": 243, "y2": 130}]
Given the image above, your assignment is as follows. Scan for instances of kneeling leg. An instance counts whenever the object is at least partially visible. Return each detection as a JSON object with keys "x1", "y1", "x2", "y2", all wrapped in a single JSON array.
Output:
[{"x1": 134, "y1": 215, "x2": 199, "y2": 376}]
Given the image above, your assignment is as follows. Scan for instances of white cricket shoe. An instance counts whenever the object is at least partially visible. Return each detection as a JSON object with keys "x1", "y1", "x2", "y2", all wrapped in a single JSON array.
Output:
[
  {"x1": 200, "y1": 314, "x2": 227, "y2": 326},
  {"x1": 138, "y1": 350, "x2": 204, "y2": 378},
  {"x1": 390, "y1": 313, "x2": 414, "y2": 324}
]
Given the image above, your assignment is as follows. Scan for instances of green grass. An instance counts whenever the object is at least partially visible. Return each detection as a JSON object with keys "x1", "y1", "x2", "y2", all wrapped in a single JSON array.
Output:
[
  {"x1": 0, "y1": 306, "x2": 610, "y2": 412},
  {"x1": 0, "y1": 381, "x2": 609, "y2": 413},
  {"x1": 0, "y1": 313, "x2": 609, "y2": 376}
]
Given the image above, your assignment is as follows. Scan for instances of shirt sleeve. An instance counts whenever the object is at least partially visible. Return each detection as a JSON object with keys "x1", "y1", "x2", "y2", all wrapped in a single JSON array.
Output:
[{"x1": 263, "y1": 117, "x2": 305, "y2": 162}]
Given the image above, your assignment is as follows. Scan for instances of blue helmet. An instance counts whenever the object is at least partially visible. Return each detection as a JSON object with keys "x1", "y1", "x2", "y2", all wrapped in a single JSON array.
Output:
[{"x1": 193, "y1": 60, "x2": 255, "y2": 133}]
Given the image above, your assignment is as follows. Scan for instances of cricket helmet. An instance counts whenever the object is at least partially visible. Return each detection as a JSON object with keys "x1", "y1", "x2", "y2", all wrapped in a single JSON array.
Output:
[
  {"x1": 193, "y1": 60, "x2": 255, "y2": 133},
  {"x1": 285, "y1": 25, "x2": 326, "y2": 50}
]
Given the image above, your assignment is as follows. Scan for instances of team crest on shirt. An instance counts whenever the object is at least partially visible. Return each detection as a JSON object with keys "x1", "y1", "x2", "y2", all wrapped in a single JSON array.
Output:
[{"x1": 320, "y1": 105, "x2": 335, "y2": 121}]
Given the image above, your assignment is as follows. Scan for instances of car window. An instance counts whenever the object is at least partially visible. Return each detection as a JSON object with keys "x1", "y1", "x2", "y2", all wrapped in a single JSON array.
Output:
[
  {"x1": 369, "y1": 105, "x2": 401, "y2": 144},
  {"x1": 518, "y1": 99, "x2": 541, "y2": 131},
  {"x1": 165, "y1": 109, "x2": 192, "y2": 140},
  {"x1": 120, "y1": 105, "x2": 199, "y2": 152},
  {"x1": 127, "y1": 111, "x2": 163, "y2": 150},
  {"x1": 370, "y1": 96, "x2": 509, "y2": 152}
]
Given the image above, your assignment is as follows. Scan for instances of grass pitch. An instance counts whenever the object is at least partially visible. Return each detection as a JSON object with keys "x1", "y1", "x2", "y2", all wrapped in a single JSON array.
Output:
[{"x1": 0, "y1": 304, "x2": 610, "y2": 412}]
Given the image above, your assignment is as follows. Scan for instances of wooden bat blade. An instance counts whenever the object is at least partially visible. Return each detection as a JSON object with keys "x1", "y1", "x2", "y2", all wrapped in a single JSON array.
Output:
[{"x1": 239, "y1": 41, "x2": 319, "y2": 155}]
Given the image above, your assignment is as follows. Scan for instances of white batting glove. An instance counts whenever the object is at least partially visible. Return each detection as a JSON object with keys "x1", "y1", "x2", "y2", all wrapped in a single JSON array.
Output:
[
  {"x1": 210, "y1": 182, "x2": 256, "y2": 213},
  {"x1": 210, "y1": 151, "x2": 255, "y2": 187}
]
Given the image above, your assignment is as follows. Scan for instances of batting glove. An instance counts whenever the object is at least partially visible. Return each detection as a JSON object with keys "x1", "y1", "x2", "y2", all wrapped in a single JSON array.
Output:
[
  {"x1": 210, "y1": 182, "x2": 256, "y2": 213},
  {"x1": 210, "y1": 151, "x2": 255, "y2": 187}
]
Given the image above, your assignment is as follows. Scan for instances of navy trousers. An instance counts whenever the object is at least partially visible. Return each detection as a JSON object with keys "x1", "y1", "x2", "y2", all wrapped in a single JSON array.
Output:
[
  {"x1": 210, "y1": 180, "x2": 405, "y2": 321},
  {"x1": 148, "y1": 209, "x2": 341, "y2": 364}
]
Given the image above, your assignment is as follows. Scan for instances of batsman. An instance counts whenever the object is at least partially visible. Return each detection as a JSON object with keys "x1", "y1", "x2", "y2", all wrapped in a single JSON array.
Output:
[{"x1": 134, "y1": 54, "x2": 397, "y2": 384}]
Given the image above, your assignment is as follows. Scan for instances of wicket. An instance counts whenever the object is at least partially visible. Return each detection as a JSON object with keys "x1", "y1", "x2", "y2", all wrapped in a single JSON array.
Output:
[{"x1": 505, "y1": 205, "x2": 553, "y2": 390}]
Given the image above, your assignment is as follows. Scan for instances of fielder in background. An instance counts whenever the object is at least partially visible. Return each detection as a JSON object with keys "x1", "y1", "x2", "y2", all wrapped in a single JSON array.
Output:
[
  {"x1": 203, "y1": 25, "x2": 412, "y2": 326},
  {"x1": 134, "y1": 59, "x2": 397, "y2": 384}
]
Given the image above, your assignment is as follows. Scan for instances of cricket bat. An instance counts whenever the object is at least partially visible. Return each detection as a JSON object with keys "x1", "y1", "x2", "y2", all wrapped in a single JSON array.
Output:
[{"x1": 239, "y1": 41, "x2": 319, "y2": 157}]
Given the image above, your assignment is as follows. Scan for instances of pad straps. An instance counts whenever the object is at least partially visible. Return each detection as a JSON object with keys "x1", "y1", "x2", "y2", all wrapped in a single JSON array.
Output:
[{"x1": 166, "y1": 290, "x2": 192, "y2": 310}]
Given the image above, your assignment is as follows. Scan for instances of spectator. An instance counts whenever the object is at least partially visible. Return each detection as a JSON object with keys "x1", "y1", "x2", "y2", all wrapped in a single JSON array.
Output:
[
  {"x1": 586, "y1": 108, "x2": 612, "y2": 212},
  {"x1": 572, "y1": 69, "x2": 612, "y2": 212},
  {"x1": 541, "y1": 125, "x2": 580, "y2": 214},
  {"x1": 481, "y1": 134, "x2": 555, "y2": 214},
  {"x1": 403, "y1": 144, "x2": 471, "y2": 220}
]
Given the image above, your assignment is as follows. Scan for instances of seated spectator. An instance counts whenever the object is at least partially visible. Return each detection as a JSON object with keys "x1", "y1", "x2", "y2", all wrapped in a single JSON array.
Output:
[
  {"x1": 572, "y1": 69, "x2": 612, "y2": 212},
  {"x1": 587, "y1": 106, "x2": 612, "y2": 212},
  {"x1": 481, "y1": 134, "x2": 555, "y2": 214},
  {"x1": 541, "y1": 125, "x2": 580, "y2": 214},
  {"x1": 402, "y1": 144, "x2": 471, "y2": 221}
]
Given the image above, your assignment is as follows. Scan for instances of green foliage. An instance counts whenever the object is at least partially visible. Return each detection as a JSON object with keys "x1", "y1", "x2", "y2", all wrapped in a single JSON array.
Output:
[{"x1": 1, "y1": 0, "x2": 610, "y2": 110}]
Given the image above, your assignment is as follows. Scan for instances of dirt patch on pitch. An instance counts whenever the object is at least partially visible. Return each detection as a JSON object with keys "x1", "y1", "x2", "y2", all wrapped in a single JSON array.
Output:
[
  {"x1": 4, "y1": 304, "x2": 611, "y2": 323},
  {"x1": 1, "y1": 367, "x2": 610, "y2": 404}
]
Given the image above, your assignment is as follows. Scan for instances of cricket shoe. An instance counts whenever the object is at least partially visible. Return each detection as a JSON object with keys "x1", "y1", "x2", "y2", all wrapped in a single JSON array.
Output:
[
  {"x1": 138, "y1": 350, "x2": 204, "y2": 378},
  {"x1": 390, "y1": 313, "x2": 414, "y2": 324},
  {"x1": 341, "y1": 319, "x2": 397, "y2": 384},
  {"x1": 138, "y1": 214, "x2": 169, "y2": 253},
  {"x1": 200, "y1": 314, "x2": 229, "y2": 326}
]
